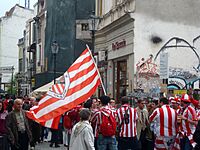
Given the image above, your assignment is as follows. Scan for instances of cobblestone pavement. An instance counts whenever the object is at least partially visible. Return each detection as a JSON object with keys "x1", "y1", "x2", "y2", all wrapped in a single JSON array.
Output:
[{"x1": 34, "y1": 142, "x2": 68, "y2": 150}]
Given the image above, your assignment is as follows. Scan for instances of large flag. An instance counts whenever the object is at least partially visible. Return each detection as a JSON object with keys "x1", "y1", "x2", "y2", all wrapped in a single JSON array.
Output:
[{"x1": 27, "y1": 46, "x2": 101, "y2": 128}]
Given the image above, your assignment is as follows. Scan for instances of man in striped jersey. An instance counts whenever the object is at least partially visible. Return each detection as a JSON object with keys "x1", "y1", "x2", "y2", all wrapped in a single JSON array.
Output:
[
  {"x1": 91, "y1": 96, "x2": 117, "y2": 150},
  {"x1": 116, "y1": 96, "x2": 140, "y2": 150},
  {"x1": 179, "y1": 94, "x2": 197, "y2": 150},
  {"x1": 149, "y1": 97, "x2": 177, "y2": 150}
]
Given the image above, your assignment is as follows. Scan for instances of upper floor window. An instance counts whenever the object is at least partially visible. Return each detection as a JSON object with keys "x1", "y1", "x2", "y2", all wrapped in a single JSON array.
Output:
[{"x1": 81, "y1": 23, "x2": 89, "y2": 31}]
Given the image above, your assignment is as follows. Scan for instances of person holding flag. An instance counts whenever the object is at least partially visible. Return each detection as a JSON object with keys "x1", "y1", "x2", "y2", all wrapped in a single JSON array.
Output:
[{"x1": 26, "y1": 45, "x2": 104, "y2": 129}]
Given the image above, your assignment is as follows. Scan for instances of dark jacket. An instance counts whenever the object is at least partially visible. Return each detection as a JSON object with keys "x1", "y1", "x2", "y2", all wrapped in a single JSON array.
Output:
[
  {"x1": 194, "y1": 120, "x2": 200, "y2": 150},
  {"x1": 5, "y1": 110, "x2": 32, "y2": 147}
]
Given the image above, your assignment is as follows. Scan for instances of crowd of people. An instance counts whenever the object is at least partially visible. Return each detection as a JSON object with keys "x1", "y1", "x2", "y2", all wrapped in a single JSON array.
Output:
[{"x1": 0, "y1": 93, "x2": 200, "y2": 150}]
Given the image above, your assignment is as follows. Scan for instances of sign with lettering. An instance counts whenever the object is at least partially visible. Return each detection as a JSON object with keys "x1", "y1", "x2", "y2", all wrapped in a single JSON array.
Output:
[
  {"x1": 112, "y1": 39, "x2": 126, "y2": 50},
  {"x1": 168, "y1": 78, "x2": 186, "y2": 89},
  {"x1": 21, "y1": 84, "x2": 29, "y2": 89},
  {"x1": 160, "y1": 52, "x2": 168, "y2": 79},
  {"x1": 0, "y1": 66, "x2": 14, "y2": 73},
  {"x1": 173, "y1": 90, "x2": 187, "y2": 95}
]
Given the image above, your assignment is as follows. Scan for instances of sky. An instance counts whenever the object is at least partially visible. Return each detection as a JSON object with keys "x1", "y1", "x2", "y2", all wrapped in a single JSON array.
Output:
[{"x1": 0, "y1": 0, "x2": 37, "y2": 17}]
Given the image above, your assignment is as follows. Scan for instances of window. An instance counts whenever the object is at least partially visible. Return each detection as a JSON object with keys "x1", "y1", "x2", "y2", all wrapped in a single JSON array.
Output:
[
  {"x1": 37, "y1": 45, "x2": 41, "y2": 66},
  {"x1": 81, "y1": 23, "x2": 89, "y2": 31},
  {"x1": 19, "y1": 59, "x2": 23, "y2": 72}
]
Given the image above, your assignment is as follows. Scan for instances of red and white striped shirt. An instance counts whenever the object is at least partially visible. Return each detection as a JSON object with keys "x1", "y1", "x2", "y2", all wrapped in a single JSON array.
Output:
[
  {"x1": 149, "y1": 105, "x2": 177, "y2": 137},
  {"x1": 179, "y1": 105, "x2": 197, "y2": 135},
  {"x1": 90, "y1": 106, "x2": 114, "y2": 137},
  {"x1": 196, "y1": 109, "x2": 200, "y2": 120},
  {"x1": 116, "y1": 104, "x2": 138, "y2": 137}
]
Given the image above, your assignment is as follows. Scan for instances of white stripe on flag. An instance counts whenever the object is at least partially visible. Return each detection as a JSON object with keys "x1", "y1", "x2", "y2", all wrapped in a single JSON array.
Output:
[
  {"x1": 35, "y1": 74, "x2": 99, "y2": 118},
  {"x1": 45, "y1": 119, "x2": 53, "y2": 128}
]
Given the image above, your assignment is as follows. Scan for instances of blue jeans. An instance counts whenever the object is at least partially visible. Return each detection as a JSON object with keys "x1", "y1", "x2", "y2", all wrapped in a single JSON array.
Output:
[{"x1": 97, "y1": 135, "x2": 118, "y2": 150}]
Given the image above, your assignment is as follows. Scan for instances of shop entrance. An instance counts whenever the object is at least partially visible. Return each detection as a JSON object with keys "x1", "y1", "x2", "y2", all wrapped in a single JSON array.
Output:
[{"x1": 114, "y1": 60, "x2": 128, "y2": 102}]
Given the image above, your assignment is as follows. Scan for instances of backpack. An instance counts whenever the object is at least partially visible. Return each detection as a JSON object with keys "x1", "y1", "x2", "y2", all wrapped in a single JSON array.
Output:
[
  {"x1": 63, "y1": 114, "x2": 73, "y2": 129},
  {"x1": 99, "y1": 111, "x2": 117, "y2": 137}
]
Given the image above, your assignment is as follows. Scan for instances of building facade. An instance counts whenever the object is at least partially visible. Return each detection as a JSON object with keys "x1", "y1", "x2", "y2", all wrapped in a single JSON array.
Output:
[
  {"x1": 95, "y1": 0, "x2": 200, "y2": 100},
  {"x1": 0, "y1": 4, "x2": 34, "y2": 85},
  {"x1": 31, "y1": 0, "x2": 95, "y2": 89}
]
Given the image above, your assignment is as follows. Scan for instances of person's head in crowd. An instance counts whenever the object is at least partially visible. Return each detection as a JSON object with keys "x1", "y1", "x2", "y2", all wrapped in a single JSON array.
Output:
[
  {"x1": 170, "y1": 97, "x2": 179, "y2": 110},
  {"x1": 5, "y1": 94, "x2": 10, "y2": 99},
  {"x1": 79, "y1": 108, "x2": 91, "y2": 121},
  {"x1": 83, "y1": 99, "x2": 93, "y2": 109},
  {"x1": 13, "y1": 99, "x2": 23, "y2": 112},
  {"x1": 181, "y1": 94, "x2": 191, "y2": 108},
  {"x1": 121, "y1": 96, "x2": 129, "y2": 105},
  {"x1": 96, "y1": 99, "x2": 101, "y2": 108},
  {"x1": 29, "y1": 97, "x2": 36, "y2": 105},
  {"x1": 0, "y1": 100, "x2": 4, "y2": 113},
  {"x1": 147, "y1": 103, "x2": 152, "y2": 112},
  {"x1": 109, "y1": 98, "x2": 116, "y2": 107},
  {"x1": 11, "y1": 95, "x2": 16, "y2": 100},
  {"x1": 150, "y1": 102, "x2": 156, "y2": 109},
  {"x1": 159, "y1": 97, "x2": 169, "y2": 106},
  {"x1": 99, "y1": 95, "x2": 110, "y2": 106},
  {"x1": 91, "y1": 97, "x2": 98, "y2": 109},
  {"x1": 7, "y1": 100, "x2": 14, "y2": 112},
  {"x1": 137, "y1": 99, "x2": 145, "y2": 110},
  {"x1": 23, "y1": 95, "x2": 30, "y2": 104}
]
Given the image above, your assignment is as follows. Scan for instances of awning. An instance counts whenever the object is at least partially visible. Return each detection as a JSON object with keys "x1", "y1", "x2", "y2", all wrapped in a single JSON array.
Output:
[
  {"x1": 29, "y1": 81, "x2": 53, "y2": 97},
  {"x1": 34, "y1": 81, "x2": 54, "y2": 92},
  {"x1": 30, "y1": 76, "x2": 62, "y2": 97}
]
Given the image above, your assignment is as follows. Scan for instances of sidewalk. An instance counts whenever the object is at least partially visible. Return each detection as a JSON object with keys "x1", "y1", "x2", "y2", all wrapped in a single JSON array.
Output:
[{"x1": 35, "y1": 142, "x2": 68, "y2": 150}]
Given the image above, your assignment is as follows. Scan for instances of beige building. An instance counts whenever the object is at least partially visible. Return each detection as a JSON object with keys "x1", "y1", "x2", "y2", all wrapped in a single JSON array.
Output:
[{"x1": 95, "y1": 0, "x2": 200, "y2": 100}]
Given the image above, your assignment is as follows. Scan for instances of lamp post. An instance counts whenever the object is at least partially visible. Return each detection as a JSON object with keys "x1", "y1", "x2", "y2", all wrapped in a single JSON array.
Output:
[
  {"x1": 51, "y1": 41, "x2": 59, "y2": 84},
  {"x1": 89, "y1": 12, "x2": 100, "y2": 54}
]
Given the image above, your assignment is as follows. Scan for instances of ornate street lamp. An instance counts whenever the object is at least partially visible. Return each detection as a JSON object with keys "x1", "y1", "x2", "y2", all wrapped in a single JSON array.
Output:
[
  {"x1": 89, "y1": 12, "x2": 100, "y2": 54},
  {"x1": 51, "y1": 41, "x2": 59, "y2": 84}
]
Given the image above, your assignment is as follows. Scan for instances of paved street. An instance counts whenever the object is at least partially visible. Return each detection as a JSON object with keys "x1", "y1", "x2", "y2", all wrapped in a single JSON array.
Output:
[
  {"x1": 33, "y1": 131, "x2": 68, "y2": 150},
  {"x1": 35, "y1": 142, "x2": 68, "y2": 150}
]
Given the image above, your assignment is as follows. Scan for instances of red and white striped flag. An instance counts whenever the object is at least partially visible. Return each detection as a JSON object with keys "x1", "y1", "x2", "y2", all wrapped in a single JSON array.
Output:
[{"x1": 27, "y1": 46, "x2": 101, "y2": 128}]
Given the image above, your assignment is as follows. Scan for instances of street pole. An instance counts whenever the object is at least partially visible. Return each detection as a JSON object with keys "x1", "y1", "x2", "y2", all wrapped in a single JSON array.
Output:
[
  {"x1": 54, "y1": 53, "x2": 56, "y2": 84},
  {"x1": 51, "y1": 41, "x2": 59, "y2": 84},
  {"x1": 90, "y1": 12, "x2": 100, "y2": 55},
  {"x1": 11, "y1": 66, "x2": 14, "y2": 95},
  {"x1": 91, "y1": 30, "x2": 95, "y2": 55}
]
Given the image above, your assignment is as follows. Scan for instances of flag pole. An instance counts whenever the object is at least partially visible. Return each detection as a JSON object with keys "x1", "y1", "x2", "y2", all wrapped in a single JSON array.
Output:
[{"x1": 86, "y1": 45, "x2": 107, "y2": 96}]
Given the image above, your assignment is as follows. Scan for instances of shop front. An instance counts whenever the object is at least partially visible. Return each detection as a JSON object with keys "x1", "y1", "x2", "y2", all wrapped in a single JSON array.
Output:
[{"x1": 95, "y1": 14, "x2": 134, "y2": 101}]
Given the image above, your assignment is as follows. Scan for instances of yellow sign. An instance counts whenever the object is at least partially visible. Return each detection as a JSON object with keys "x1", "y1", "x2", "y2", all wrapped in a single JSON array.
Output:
[
  {"x1": 31, "y1": 78, "x2": 35, "y2": 87},
  {"x1": 173, "y1": 90, "x2": 187, "y2": 95}
]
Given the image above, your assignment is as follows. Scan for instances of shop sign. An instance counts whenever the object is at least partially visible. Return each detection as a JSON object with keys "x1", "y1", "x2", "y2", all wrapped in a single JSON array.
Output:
[
  {"x1": 160, "y1": 52, "x2": 168, "y2": 79},
  {"x1": 112, "y1": 39, "x2": 126, "y2": 50},
  {"x1": 0, "y1": 66, "x2": 14, "y2": 73},
  {"x1": 168, "y1": 78, "x2": 186, "y2": 89},
  {"x1": 173, "y1": 90, "x2": 187, "y2": 95},
  {"x1": 21, "y1": 84, "x2": 29, "y2": 89}
]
